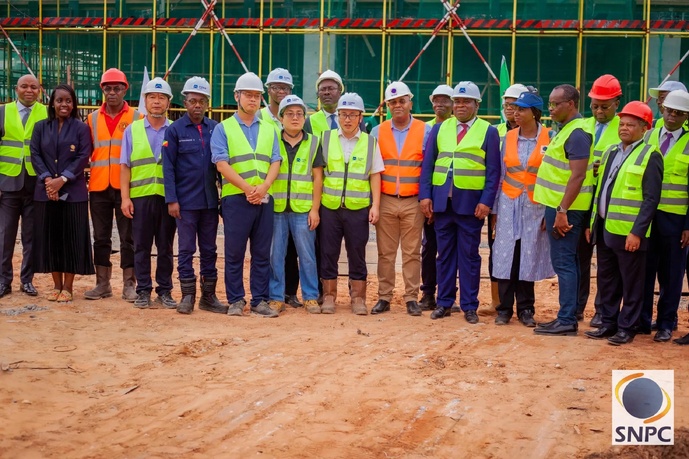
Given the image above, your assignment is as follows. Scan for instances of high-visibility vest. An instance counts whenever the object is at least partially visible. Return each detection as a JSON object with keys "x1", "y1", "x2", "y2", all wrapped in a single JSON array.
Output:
[
  {"x1": 644, "y1": 127, "x2": 689, "y2": 215},
  {"x1": 273, "y1": 133, "x2": 319, "y2": 213},
  {"x1": 378, "y1": 118, "x2": 425, "y2": 196},
  {"x1": 308, "y1": 110, "x2": 332, "y2": 138},
  {"x1": 426, "y1": 118, "x2": 437, "y2": 127},
  {"x1": 0, "y1": 102, "x2": 47, "y2": 177},
  {"x1": 88, "y1": 106, "x2": 142, "y2": 191},
  {"x1": 501, "y1": 126, "x2": 550, "y2": 203},
  {"x1": 258, "y1": 107, "x2": 281, "y2": 132},
  {"x1": 533, "y1": 118, "x2": 594, "y2": 210},
  {"x1": 220, "y1": 116, "x2": 275, "y2": 198},
  {"x1": 654, "y1": 118, "x2": 689, "y2": 130},
  {"x1": 496, "y1": 122, "x2": 508, "y2": 148},
  {"x1": 128, "y1": 120, "x2": 165, "y2": 198},
  {"x1": 321, "y1": 130, "x2": 374, "y2": 210},
  {"x1": 591, "y1": 142, "x2": 655, "y2": 236},
  {"x1": 433, "y1": 117, "x2": 491, "y2": 190},
  {"x1": 587, "y1": 116, "x2": 620, "y2": 160}
]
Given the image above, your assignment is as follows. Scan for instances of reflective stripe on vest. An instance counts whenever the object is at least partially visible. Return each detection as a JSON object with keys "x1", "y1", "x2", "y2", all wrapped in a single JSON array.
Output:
[
  {"x1": 591, "y1": 143, "x2": 654, "y2": 236},
  {"x1": 378, "y1": 118, "x2": 425, "y2": 196},
  {"x1": 588, "y1": 116, "x2": 620, "y2": 160},
  {"x1": 433, "y1": 117, "x2": 490, "y2": 190},
  {"x1": 533, "y1": 117, "x2": 594, "y2": 210},
  {"x1": 321, "y1": 130, "x2": 374, "y2": 210},
  {"x1": 273, "y1": 133, "x2": 319, "y2": 213},
  {"x1": 129, "y1": 120, "x2": 164, "y2": 198},
  {"x1": 88, "y1": 107, "x2": 142, "y2": 191},
  {"x1": 220, "y1": 117, "x2": 275, "y2": 197},
  {"x1": 644, "y1": 127, "x2": 689, "y2": 215},
  {"x1": 501, "y1": 125, "x2": 550, "y2": 203},
  {"x1": 0, "y1": 102, "x2": 47, "y2": 177}
]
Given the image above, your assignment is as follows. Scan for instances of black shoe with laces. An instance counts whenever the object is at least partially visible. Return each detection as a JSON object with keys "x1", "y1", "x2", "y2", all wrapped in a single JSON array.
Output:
[{"x1": 518, "y1": 310, "x2": 536, "y2": 327}]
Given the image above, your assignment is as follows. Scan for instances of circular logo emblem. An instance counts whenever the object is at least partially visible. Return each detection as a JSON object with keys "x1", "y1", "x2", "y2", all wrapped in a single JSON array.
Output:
[{"x1": 615, "y1": 373, "x2": 671, "y2": 422}]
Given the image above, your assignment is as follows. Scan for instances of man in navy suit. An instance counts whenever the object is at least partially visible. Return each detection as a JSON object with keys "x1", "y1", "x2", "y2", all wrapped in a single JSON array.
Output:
[{"x1": 419, "y1": 81, "x2": 500, "y2": 324}]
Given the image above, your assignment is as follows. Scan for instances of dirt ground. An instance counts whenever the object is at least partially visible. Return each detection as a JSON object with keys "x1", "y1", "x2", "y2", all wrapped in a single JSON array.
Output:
[{"x1": 2, "y1": 251, "x2": 689, "y2": 459}]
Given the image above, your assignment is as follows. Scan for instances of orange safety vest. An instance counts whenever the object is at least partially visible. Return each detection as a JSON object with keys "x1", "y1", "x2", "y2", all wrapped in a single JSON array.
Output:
[
  {"x1": 378, "y1": 118, "x2": 425, "y2": 196},
  {"x1": 87, "y1": 105, "x2": 142, "y2": 191},
  {"x1": 501, "y1": 126, "x2": 550, "y2": 203}
]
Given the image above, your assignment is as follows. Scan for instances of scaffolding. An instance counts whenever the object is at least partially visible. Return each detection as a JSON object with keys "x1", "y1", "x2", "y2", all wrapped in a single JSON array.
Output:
[{"x1": 1, "y1": 0, "x2": 688, "y2": 120}]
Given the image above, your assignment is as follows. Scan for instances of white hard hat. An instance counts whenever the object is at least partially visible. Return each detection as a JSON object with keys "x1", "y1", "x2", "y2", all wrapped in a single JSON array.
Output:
[
  {"x1": 662, "y1": 90, "x2": 689, "y2": 113},
  {"x1": 337, "y1": 92, "x2": 365, "y2": 112},
  {"x1": 649, "y1": 80, "x2": 688, "y2": 99},
  {"x1": 234, "y1": 72, "x2": 264, "y2": 93},
  {"x1": 452, "y1": 81, "x2": 482, "y2": 103},
  {"x1": 316, "y1": 69, "x2": 344, "y2": 92},
  {"x1": 181, "y1": 76, "x2": 210, "y2": 97},
  {"x1": 278, "y1": 95, "x2": 307, "y2": 117},
  {"x1": 384, "y1": 81, "x2": 413, "y2": 102},
  {"x1": 429, "y1": 84, "x2": 454, "y2": 103},
  {"x1": 503, "y1": 83, "x2": 529, "y2": 100},
  {"x1": 143, "y1": 77, "x2": 173, "y2": 98},
  {"x1": 265, "y1": 68, "x2": 294, "y2": 88}
]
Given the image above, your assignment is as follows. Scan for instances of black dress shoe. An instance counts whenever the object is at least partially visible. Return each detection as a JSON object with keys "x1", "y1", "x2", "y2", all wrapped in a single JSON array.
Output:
[
  {"x1": 430, "y1": 306, "x2": 451, "y2": 320},
  {"x1": 495, "y1": 314, "x2": 510, "y2": 325},
  {"x1": 673, "y1": 333, "x2": 689, "y2": 345},
  {"x1": 518, "y1": 310, "x2": 536, "y2": 327},
  {"x1": 420, "y1": 294, "x2": 436, "y2": 311},
  {"x1": 20, "y1": 282, "x2": 38, "y2": 296},
  {"x1": 464, "y1": 310, "x2": 479, "y2": 324},
  {"x1": 608, "y1": 330, "x2": 634, "y2": 346},
  {"x1": 533, "y1": 320, "x2": 578, "y2": 336},
  {"x1": 406, "y1": 301, "x2": 422, "y2": 316},
  {"x1": 0, "y1": 283, "x2": 11, "y2": 298},
  {"x1": 584, "y1": 326, "x2": 617, "y2": 340},
  {"x1": 371, "y1": 299, "x2": 391, "y2": 315},
  {"x1": 284, "y1": 294, "x2": 303, "y2": 308},
  {"x1": 589, "y1": 312, "x2": 603, "y2": 328},
  {"x1": 654, "y1": 329, "x2": 672, "y2": 342},
  {"x1": 537, "y1": 318, "x2": 557, "y2": 327}
]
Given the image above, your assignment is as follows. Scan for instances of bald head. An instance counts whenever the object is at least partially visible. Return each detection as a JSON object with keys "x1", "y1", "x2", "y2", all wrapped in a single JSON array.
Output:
[{"x1": 16, "y1": 75, "x2": 41, "y2": 106}]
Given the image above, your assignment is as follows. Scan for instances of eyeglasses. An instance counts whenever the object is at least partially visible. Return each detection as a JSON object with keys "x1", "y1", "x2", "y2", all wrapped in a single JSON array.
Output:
[
  {"x1": 590, "y1": 104, "x2": 613, "y2": 112},
  {"x1": 283, "y1": 112, "x2": 304, "y2": 119},
  {"x1": 665, "y1": 107, "x2": 688, "y2": 117},
  {"x1": 102, "y1": 85, "x2": 125, "y2": 94},
  {"x1": 269, "y1": 85, "x2": 292, "y2": 93},
  {"x1": 548, "y1": 100, "x2": 570, "y2": 109},
  {"x1": 338, "y1": 113, "x2": 361, "y2": 120},
  {"x1": 502, "y1": 103, "x2": 515, "y2": 109},
  {"x1": 185, "y1": 98, "x2": 208, "y2": 106}
]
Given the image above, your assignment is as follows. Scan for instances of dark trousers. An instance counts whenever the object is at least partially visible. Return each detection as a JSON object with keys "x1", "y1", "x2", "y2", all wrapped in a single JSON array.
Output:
[
  {"x1": 0, "y1": 178, "x2": 35, "y2": 284},
  {"x1": 176, "y1": 208, "x2": 218, "y2": 280},
  {"x1": 90, "y1": 186, "x2": 134, "y2": 269},
  {"x1": 642, "y1": 226, "x2": 687, "y2": 330},
  {"x1": 434, "y1": 204, "x2": 483, "y2": 311},
  {"x1": 577, "y1": 230, "x2": 601, "y2": 314},
  {"x1": 285, "y1": 235, "x2": 300, "y2": 295},
  {"x1": 421, "y1": 219, "x2": 437, "y2": 296},
  {"x1": 131, "y1": 195, "x2": 176, "y2": 295},
  {"x1": 596, "y1": 224, "x2": 646, "y2": 333},
  {"x1": 496, "y1": 239, "x2": 535, "y2": 318},
  {"x1": 221, "y1": 194, "x2": 274, "y2": 306},
  {"x1": 319, "y1": 206, "x2": 369, "y2": 280}
]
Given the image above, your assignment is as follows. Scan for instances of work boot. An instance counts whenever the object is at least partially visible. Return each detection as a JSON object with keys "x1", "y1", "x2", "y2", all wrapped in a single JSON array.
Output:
[
  {"x1": 350, "y1": 280, "x2": 368, "y2": 315},
  {"x1": 84, "y1": 265, "x2": 112, "y2": 300},
  {"x1": 304, "y1": 299, "x2": 321, "y2": 314},
  {"x1": 155, "y1": 291, "x2": 178, "y2": 309},
  {"x1": 321, "y1": 279, "x2": 337, "y2": 314},
  {"x1": 176, "y1": 277, "x2": 197, "y2": 315},
  {"x1": 122, "y1": 267, "x2": 137, "y2": 302},
  {"x1": 420, "y1": 293, "x2": 436, "y2": 311},
  {"x1": 198, "y1": 277, "x2": 229, "y2": 314},
  {"x1": 269, "y1": 300, "x2": 287, "y2": 313},
  {"x1": 490, "y1": 281, "x2": 500, "y2": 309}
]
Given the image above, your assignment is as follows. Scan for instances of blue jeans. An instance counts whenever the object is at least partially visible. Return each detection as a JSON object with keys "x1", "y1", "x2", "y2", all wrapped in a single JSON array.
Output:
[
  {"x1": 544, "y1": 206, "x2": 586, "y2": 325},
  {"x1": 269, "y1": 212, "x2": 319, "y2": 301}
]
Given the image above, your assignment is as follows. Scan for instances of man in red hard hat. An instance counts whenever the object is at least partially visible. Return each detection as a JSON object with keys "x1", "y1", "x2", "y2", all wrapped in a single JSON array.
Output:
[
  {"x1": 584, "y1": 101, "x2": 663, "y2": 345},
  {"x1": 84, "y1": 68, "x2": 143, "y2": 301}
]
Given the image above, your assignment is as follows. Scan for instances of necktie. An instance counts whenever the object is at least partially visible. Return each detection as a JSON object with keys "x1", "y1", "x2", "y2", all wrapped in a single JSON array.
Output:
[
  {"x1": 594, "y1": 123, "x2": 604, "y2": 145},
  {"x1": 329, "y1": 114, "x2": 338, "y2": 129},
  {"x1": 660, "y1": 132, "x2": 672, "y2": 155},
  {"x1": 21, "y1": 108, "x2": 30, "y2": 127},
  {"x1": 456, "y1": 123, "x2": 468, "y2": 144}
]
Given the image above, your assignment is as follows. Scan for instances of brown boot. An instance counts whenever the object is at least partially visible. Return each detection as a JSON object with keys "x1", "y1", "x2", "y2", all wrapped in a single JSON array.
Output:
[
  {"x1": 122, "y1": 267, "x2": 137, "y2": 303},
  {"x1": 321, "y1": 279, "x2": 337, "y2": 314},
  {"x1": 350, "y1": 280, "x2": 368, "y2": 315},
  {"x1": 84, "y1": 265, "x2": 112, "y2": 300}
]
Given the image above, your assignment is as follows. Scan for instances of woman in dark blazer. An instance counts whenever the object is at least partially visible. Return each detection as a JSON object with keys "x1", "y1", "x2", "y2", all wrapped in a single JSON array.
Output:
[{"x1": 30, "y1": 84, "x2": 94, "y2": 302}]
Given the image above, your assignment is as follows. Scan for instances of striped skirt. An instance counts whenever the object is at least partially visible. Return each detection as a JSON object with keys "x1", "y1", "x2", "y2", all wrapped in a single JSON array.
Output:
[{"x1": 32, "y1": 200, "x2": 95, "y2": 275}]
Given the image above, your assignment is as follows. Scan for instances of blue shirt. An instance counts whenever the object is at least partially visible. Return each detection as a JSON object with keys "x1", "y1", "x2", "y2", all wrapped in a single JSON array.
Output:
[
  {"x1": 162, "y1": 113, "x2": 219, "y2": 210},
  {"x1": 210, "y1": 113, "x2": 281, "y2": 165},
  {"x1": 370, "y1": 116, "x2": 431, "y2": 155},
  {"x1": 120, "y1": 117, "x2": 170, "y2": 167}
]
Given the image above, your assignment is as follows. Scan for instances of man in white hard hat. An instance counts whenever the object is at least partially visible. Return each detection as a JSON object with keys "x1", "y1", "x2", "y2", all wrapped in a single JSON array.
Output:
[
  {"x1": 369, "y1": 82, "x2": 430, "y2": 316},
  {"x1": 162, "y1": 76, "x2": 227, "y2": 315},
  {"x1": 305, "y1": 69, "x2": 344, "y2": 138},
  {"x1": 260, "y1": 67, "x2": 293, "y2": 131},
  {"x1": 419, "y1": 81, "x2": 501, "y2": 324},
  {"x1": 211, "y1": 72, "x2": 282, "y2": 318},
  {"x1": 319, "y1": 92, "x2": 384, "y2": 315},
  {"x1": 120, "y1": 77, "x2": 177, "y2": 310},
  {"x1": 649, "y1": 80, "x2": 688, "y2": 128},
  {"x1": 427, "y1": 84, "x2": 454, "y2": 127}
]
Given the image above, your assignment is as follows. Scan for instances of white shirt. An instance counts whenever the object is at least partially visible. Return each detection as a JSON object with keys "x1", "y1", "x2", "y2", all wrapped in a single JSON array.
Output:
[{"x1": 336, "y1": 128, "x2": 385, "y2": 173}]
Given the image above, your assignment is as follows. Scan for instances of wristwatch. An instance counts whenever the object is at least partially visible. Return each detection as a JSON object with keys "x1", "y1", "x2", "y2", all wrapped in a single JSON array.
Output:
[
  {"x1": 60, "y1": 176, "x2": 68, "y2": 183},
  {"x1": 556, "y1": 205, "x2": 567, "y2": 213}
]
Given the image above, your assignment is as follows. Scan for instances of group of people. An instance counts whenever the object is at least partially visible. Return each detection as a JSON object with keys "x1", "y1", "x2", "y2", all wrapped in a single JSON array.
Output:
[{"x1": 1, "y1": 67, "x2": 688, "y2": 346}]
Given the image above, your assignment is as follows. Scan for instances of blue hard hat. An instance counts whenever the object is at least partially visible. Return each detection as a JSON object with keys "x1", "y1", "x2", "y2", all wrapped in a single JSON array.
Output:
[{"x1": 511, "y1": 91, "x2": 543, "y2": 110}]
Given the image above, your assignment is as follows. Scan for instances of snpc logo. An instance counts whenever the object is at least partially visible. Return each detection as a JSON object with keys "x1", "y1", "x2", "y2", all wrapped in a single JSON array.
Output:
[{"x1": 612, "y1": 370, "x2": 674, "y2": 445}]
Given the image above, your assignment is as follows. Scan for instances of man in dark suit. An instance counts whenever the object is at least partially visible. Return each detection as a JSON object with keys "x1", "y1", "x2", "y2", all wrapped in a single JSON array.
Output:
[
  {"x1": 0, "y1": 74, "x2": 47, "y2": 298},
  {"x1": 584, "y1": 101, "x2": 663, "y2": 345},
  {"x1": 419, "y1": 81, "x2": 501, "y2": 324}
]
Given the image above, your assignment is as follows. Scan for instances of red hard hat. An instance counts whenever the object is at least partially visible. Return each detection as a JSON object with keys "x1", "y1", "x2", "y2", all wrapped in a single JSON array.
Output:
[
  {"x1": 617, "y1": 101, "x2": 653, "y2": 127},
  {"x1": 100, "y1": 68, "x2": 129, "y2": 89},
  {"x1": 588, "y1": 74, "x2": 622, "y2": 100}
]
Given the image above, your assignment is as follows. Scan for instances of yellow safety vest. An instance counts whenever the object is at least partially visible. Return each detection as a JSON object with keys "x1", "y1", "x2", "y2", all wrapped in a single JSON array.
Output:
[
  {"x1": 258, "y1": 107, "x2": 281, "y2": 133},
  {"x1": 129, "y1": 120, "x2": 165, "y2": 198},
  {"x1": 274, "y1": 134, "x2": 319, "y2": 213},
  {"x1": 308, "y1": 110, "x2": 333, "y2": 138},
  {"x1": 644, "y1": 127, "x2": 689, "y2": 215},
  {"x1": 433, "y1": 117, "x2": 490, "y2": 190},
  {"x1": 0, "y1": 102, "x2": 47, "y2": 177},
  {"x1": 588, "y1": 116, "x2": 620, "y2": 160},
  {"x1": 321, "y1": 130, "x2": 374, "y2": 210}
]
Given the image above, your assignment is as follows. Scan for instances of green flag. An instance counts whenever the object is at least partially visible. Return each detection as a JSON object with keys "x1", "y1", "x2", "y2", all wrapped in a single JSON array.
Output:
[{"x1": 499, "y1": 56, "x2": 510, "y2": 123}]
